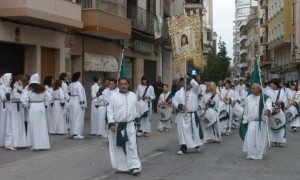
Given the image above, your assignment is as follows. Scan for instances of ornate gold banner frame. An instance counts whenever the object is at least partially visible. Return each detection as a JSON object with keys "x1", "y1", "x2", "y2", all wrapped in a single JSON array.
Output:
[{"x1": 168, "y1": 9, "x2": 205, "y2": 73}]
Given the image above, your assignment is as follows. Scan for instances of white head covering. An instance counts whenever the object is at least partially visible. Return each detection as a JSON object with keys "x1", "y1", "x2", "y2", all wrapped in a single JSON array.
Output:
[
  {"x1": 0, "y1": 73, "x2": 12, "y2": 87},
  {"x1": 29, "y1": 73, "x2": 40, "y2": 84}
]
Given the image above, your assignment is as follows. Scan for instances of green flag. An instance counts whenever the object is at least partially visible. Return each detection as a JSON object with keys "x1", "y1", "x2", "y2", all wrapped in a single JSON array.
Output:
[
  {"x1": 120, "y1": 56, "x2": 127, "y2": 78},
  {"x1": 239, "y1": 57, "x2": 262, "y2": 140}
]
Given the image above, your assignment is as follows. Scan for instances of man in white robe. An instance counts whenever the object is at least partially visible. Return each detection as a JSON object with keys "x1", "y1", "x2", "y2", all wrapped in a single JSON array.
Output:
[
  {"x1": 107, "y1": 77, "x2": 141, "y2": 175},
  {"x1": 0, "y1": 73, "x2": 12, "y2": 148},
  {"x1": 90, "y1": 77, "x2": 102, "y2": 135},
  {"x1": 99, "y1": 78, "x2": 119, "y2": 137},
  {"x1": 157, "y1": 84, "x2": 172, "y2": 131},
  {"x1": 135, "y1": 76, "x2": 155, "y2": 137},
  {"x1": 242, "y1": 83, "x2": 272, "y2": 160},
  {"x1": 285, "y1": 83, "x2": 300, "y2": 132},
  {"x1": 69, "y1": 72, "x2": 87, "y2": 139},
  {"x1": 173, "y1": 76, "x2": 204, "y2": 155},
  {"x1": 265, "y1": 78, "x2": 287, "y2": 147},
  {"x1": 59, "y1": 73, "x2": 70, "y2": 132},
  {"x1": 219, "y1": 80, "x2": 236, "y2": 135}
]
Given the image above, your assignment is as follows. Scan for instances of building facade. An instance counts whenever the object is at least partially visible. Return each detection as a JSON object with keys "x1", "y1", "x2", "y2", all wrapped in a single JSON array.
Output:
[
  {"x1": 268, "y1": 0, "x2": 293, "y2": 83},
  {"x1": 0, "y1": 0, "x2": 83, "y2": 80}
]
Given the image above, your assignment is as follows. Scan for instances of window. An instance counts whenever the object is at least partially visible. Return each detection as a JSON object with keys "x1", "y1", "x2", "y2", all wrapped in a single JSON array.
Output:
[
  {"x1": 281, "y1": 21, "x2": 284, "y2": 36},
  {"x1": 82, "y1": 0, "x2": 127, "y2": 17},
  {"x1": 278, "y1": 24, "x2": 281, "y2": 38}
]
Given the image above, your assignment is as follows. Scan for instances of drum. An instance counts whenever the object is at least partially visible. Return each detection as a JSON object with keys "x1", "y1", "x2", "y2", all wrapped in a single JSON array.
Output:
[
  {"x1": 269, "y1": 110, "x2": 286, "y2": 130},
  {"x1": 285, "y1": 105, "x2": 298, "y2": 122},
  {"x1": 218, "y1": 101, "x2": 227, "y2": 120},
  {"x1": 157, "y1": 104, "x2": 172, "y2": 121},
  {"x1": 203, "y1": 108, "x2": 217, "y2": 128},
  {"x1": 232, "y1": 103, "x2": 244, "y2": 119}
]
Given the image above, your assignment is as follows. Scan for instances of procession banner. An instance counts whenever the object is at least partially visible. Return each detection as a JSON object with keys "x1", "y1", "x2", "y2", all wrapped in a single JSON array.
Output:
[{"x1": 167, "y1": 9, "x2": 206, "y2": 74}]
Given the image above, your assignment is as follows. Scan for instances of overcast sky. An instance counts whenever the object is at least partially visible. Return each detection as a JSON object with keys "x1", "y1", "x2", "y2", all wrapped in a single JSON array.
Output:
[{"x1": 213, "y1": 0, "x2": 235, "y2": 59}]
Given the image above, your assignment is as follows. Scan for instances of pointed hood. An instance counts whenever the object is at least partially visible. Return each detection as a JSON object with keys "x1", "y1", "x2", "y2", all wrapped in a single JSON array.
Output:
[
  {"x1": 0, "y1": 73, "x2": 12, "y2": 87},
  {"x1": 29, "y1": 73, "x2": 40, "y2": 84}
]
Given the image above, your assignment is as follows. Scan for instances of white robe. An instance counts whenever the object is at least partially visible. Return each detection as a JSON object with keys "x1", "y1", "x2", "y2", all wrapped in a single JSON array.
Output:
[
  {"x1": 90, "y1": 83, "x2": 101, "y2": 135},
  {"x1": 5, "y1": 83, "x2": 26, "y2": 148},
  {"x1": 219, "y1": 89, "x2": 236, "y2": 134},
  {"x1": 22, "y1": 90, "x2": 52, "y2": 150},
  {"x1": 242, "y1": 94, "x2": 272, "y2": 159},
  {"x1": 285, "y1": 88, "x2": 300, "y2": 128},
  {"x1": 61, "y1": 81, "x2": 70, "y2": 132},
  {"x1": 69, "y1": 81, "x2": 87, "y2": 136},
  {"x1": 173, "y1": 79, "x2": 204, "y2": 148},
  {"x1": 107, "y1": 91, "x2": 141, "y2": 171},
  {"x1": 265, "y1": 88, "x2": 287, "y2": 143},
  {"x1": 157, "y1": 91, "x2": 172, "y2": 130},
  {"x1": 136, "y1": 84, "x2": 155, "y2": 133},
  {"x1": 0, "y1": 73, "x2": 12, "y2": 147},
  {"x1": 50, "y1": 88, "x2": 66, "y2": 134},
  {"x1": 232, "y1": 90, "x2": 242, "y2": 127},
  {"x1": 200, "y1": 92, "x2": 221, "y2": 142},
  {"x1": 45, "y1": 85, "x2": 53, "y2": 132},
  {"x1": 98, "y1": 88, "x2": 119, "y2": 136}
]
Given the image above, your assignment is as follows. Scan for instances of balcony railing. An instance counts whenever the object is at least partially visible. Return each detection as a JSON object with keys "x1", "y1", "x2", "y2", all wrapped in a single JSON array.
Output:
[
  {"x1": 129, "y1": 5, "x2": 155, "y2": 35},
  {"x1": 81, "y1": 0, "x2": 127, "y2": 18}
]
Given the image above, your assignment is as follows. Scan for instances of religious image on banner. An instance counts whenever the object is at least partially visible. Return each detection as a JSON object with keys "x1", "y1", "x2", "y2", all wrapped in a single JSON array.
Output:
[
  {"x1": 176, "y1": 27, "x2": 195, "y2": 54},
  {"x1": 168, "y1": 9, "x2": 205, "y2": 74}
]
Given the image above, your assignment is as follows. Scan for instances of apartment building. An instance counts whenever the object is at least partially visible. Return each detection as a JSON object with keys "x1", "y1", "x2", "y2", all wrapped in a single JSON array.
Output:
[
  {"x1": 268, "y1": 0, "x2": 293, "y2": 83},
  {"x1": 0, "y1": 0, "x2": 83, "y2": 81}
]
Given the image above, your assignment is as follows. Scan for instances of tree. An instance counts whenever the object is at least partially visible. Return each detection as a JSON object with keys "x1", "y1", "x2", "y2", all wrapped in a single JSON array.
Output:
[{"x1": 201, "y1": 38, "x2": 231, "y2": 82}]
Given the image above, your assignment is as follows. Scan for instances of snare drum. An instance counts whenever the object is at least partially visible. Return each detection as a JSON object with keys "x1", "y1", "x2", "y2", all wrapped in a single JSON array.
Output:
[
  {"x1": 232, "y1": 103, "x2": 244, "y2": 119},
  {"x1": 285, "y1": 105, "x2": 298, "y2": 122},
  {"x1": 203, "y1": 108, "x2": 217, "y2": 128},
  {"x1": 269, "y1": 110, "x2": 286, "y2": 130}
]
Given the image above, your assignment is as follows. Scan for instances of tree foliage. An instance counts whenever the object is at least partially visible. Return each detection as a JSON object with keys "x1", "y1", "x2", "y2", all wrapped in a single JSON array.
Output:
[{"x1": 201, "y1": 38, "x2": 231, "y2": 83}]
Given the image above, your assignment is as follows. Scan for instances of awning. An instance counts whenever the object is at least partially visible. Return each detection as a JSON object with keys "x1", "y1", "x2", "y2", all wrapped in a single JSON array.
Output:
[{"x1": 84, "y1": 53, "x2": 118, "y2": 72}]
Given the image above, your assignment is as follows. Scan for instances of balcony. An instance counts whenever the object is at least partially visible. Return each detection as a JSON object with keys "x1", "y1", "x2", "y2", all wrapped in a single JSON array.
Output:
[
  {"x1": 260, "y1": 35, "x2": 268, "y2": 46},
  {"x1": 259, "y1": 16, "x2": 268, "y2": 27},
  {"x1": 240, "y1": 35, "x2": 248, "y2": 43},
  {"x1": 239, "y1": 49, "x2": 248, "y2": 55},
  {"x1": 260, "y1": 0, "x2": 268, "y2": 9},
  {"x1": 260, "y1": 60, "x2": 271, "y2": 68},
  {"x1": 0, "y1": 0, "x2": 83, "y2": 30},
  {"x1": 81, "y1": 0, "x2": 131, "y2": 39},
  {"x1": 185, "y1": 0, "x2": 203, "y2": 10},
  {"x1": 130, "y1": 5, "x2": 155, "y2": 35},
  {"x1": 238, "y1": 63, "x2": 248, "y2": 68}
]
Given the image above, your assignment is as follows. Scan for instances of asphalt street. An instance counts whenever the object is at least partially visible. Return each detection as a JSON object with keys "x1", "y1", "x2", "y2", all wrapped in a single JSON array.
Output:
[{"x1": 1, "y1": 113, "x2": 300, "y2": 180}]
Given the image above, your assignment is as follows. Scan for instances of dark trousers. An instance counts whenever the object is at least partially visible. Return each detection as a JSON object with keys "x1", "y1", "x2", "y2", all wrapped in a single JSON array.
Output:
[{"x1": 153, "y1": 99, "x2": 158, "y2": 112}]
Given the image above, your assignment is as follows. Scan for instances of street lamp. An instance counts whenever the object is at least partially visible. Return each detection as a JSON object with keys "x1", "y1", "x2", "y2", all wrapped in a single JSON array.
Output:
[
  {"x1": 207, "y1": 43, "x2": 212, "y2": 53},
  {"x1": 294, "y1": 45, "x2": 298, "y2": 54}
]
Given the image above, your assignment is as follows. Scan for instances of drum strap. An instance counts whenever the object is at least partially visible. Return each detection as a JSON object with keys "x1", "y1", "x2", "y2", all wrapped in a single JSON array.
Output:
[
  {"x1": 142, "y1": 85, "x2": 150, "y2": 101},
  {"x1": 275, "y1": 89, "x2": 285, "y2": 111}
]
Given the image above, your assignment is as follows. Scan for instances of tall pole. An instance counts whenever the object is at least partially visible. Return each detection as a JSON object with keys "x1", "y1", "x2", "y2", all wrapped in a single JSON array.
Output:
[
  {"x1": 117, "y1": 48, "x2": 125, "y2": 85},
  {"x1": 257, "y1": 55, "x2": 271, "y2": 149}
]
